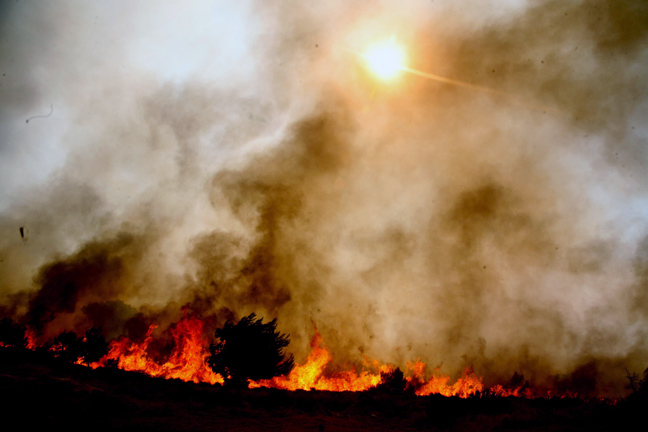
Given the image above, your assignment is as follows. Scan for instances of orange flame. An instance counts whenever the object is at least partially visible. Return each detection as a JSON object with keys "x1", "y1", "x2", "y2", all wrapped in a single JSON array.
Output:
[
  {"x1": 489, "y1": 384, "x2": 536, "y2": 398},
  {"x1": 11, "y1": 317, "x2": 575, "y2": 399},
  {"x1": 25, "y1": 329, "x2": 38, "y2": 350},
  {"x1": 249, "y1": 329, "x2": 485, "y2": 397},
  {"x1": 93, "y1": 314, "x2": 223, "y2": 385},
  {"x1": 406, "y1": 361, "x2": 484, "y2": 397},
  {"x1": 250, "y1": 329, "x2": 388, "y2": 391}
]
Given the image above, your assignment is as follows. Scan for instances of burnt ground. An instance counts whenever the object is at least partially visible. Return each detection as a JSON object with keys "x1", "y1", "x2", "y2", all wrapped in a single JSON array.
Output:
[{"x1": 0, "y1": 349, "x2": 640, "y2": 432}]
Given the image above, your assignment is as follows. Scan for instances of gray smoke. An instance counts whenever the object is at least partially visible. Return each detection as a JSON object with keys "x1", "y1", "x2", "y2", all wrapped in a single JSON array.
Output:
[{"x1": 1, "y1": 0, "x2": 647, "y2": 396}]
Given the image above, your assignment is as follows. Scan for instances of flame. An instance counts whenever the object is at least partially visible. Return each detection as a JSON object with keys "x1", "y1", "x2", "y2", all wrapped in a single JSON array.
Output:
[
  {"x1": 406, "y1": 361, "x2": 484, "y2": 397},
  {"x1": 489, "y1": 384, "x2": 536, "y2": 398},
  {"x1": 25, "y1": 329, "x2": 38, "y2": 350},
  {"x1": 250, "y1": 329, "x2": 388, "y2": 391},
  {"x1": 92, "y1": 313, "x2": 223, "y2": 385},
  {"x1": 6, "y1": 316, "x2": 590, "y2": 398},
  {"x1": 250, "y1": 329, "x2": 485, "y2": 397},
  {"x1": 48, "y1": 341, "x2": 68, "y2": 356},
  {"x1": 90, "y1": 319, "x2": 490, "y2": 396}
]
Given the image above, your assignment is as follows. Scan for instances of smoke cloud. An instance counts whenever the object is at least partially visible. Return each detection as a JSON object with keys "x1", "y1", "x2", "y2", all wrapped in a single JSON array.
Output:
[{"x1": 1, "y1": 0, "x2": 648, "y2": 395}]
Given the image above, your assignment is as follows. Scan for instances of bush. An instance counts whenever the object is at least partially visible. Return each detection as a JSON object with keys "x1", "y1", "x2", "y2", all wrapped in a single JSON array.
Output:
[
  {"x1": 46, "y1": 331, "x2": 83, "y2": 363},
  {"x1": 0, "y1": 318, "x2": 27, "y2": 349},
  {"x1": 80, "y1": 327, "x2": 108, "y2": 364},
  {"x1": 375, "y1": 367, "x2": 408, "y2": 394},
  {"x1": 208, "y1": 313, "x2": 294, "y2": 387},
  {"x1": 44, "y1": 327, "x2": 108, "y2": 364}
]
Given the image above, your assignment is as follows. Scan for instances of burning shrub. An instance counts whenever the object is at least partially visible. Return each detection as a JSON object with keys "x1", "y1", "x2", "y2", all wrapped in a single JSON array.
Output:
[
  {"x1": 45, "y1": 330, "x2": 83, "y2": 363},
  {"x1": 43, "y1": 327, "x2": 108, "y2": 364},
  {"x1": 208, "y1": 313, "x2": 294, "y2": 387},
  {"x1": 375, "y1": 367, "x2": 409, "y2": 394},
  {"x1": 78, "y1": 327, "x2": 109, "y2": 364}
]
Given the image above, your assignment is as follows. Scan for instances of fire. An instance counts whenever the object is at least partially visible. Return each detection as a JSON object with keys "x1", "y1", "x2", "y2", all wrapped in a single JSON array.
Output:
[
  {"x1": 25, "y1": 329, "x2": 38, "y2": 350},
  {"x1": 2, "y1": 315, "x2": 587, "y2": 398},
  {"x1": 92, "y1": 313, "x2": 223, "y2": 385},
  {"x1": 406, "y1": 361, "x2": 484, "y2": 397},
  {"x1": 249, "y1": 328, "x2": 486, "y2": 397},
  {"x1": 250, "y1": 329, "x2": 389, "y2": 392},
  {"x1": 489, "y1": 384, "x2": 535, "y2": 399}
]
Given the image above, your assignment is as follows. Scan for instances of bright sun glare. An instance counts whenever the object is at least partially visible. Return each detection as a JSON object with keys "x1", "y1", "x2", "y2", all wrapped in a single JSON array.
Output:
[{"x1": 363, "y1": 39, "x2": 406, "y2": 80}]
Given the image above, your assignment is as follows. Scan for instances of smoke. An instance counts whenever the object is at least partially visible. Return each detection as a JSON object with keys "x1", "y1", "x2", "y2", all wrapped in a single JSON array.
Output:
[{"x1": 1, "y1": 0, "x2": 648, "y2": 395}]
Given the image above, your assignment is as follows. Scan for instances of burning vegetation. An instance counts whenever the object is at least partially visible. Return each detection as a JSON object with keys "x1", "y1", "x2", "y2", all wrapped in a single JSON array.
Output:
[{"x1": 0, "y1": 313, "x2": 638, "y2": 401}]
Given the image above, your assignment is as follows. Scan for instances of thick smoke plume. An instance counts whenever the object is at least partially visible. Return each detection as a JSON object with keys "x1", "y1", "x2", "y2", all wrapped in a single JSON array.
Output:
[{"x1": 1, "y1": 1, "x2": 648, "y2": 396}]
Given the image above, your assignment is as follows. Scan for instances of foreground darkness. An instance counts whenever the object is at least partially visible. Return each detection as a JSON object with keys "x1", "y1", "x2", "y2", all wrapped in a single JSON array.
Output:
[{"x1": 1, "y1": 348, "x2": 642, "y2": 432}]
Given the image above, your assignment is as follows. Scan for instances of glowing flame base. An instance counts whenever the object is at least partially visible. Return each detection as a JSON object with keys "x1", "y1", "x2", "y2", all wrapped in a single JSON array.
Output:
[
  {"x1": 16, "y1": 315, "x2": 581, "y2": 398},
  {"x1": 89, "y1": 315, "x2": 223, "y2": 385},
  {"x1": 92, "y1": 316, "x2": 488, "y2": 397}
]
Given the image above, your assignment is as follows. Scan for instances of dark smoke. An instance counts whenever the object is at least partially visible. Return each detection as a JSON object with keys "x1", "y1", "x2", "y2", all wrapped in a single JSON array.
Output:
[
  {"x1": 1, "y1": 0, "x2": 647, "y2": 396},
  {"x1": 27, "y1": 233, "x2": 139, "y2": 334}
]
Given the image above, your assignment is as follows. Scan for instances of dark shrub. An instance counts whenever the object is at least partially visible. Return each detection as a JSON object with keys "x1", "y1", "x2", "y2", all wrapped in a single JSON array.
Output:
[
  {"x1": 0, "y1": 317, "x2": 27, "y2": 349},
  {"x1": 208, "y1": 313, "x2": 294, "y2": 387}
]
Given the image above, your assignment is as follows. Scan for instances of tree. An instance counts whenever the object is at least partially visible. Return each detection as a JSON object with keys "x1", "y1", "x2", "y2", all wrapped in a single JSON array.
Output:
[
  {"x1": 208, "y1": 313, "x2": 294, "y2": 387},
  {"x1": 626, "y1": 367, "x2": 648, "y2": 396},
  {"x1": 47, "y1": 330, "x2": 83, "y2": 363},
  {"x1": 45, "y1": 327, "x2": 108, "y2": 364},
  {"x1": 375, "y1": 367, "x2": 408, "y2": 394},
  {"x1": 79, "y1": 327, "x2": 108, "y2": 364},
  {"x1": 0, "y1": 318, "x2": 27, "y2": 349}
]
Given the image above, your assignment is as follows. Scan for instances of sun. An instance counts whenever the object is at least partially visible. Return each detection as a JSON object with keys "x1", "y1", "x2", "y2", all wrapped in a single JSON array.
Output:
[{"x1": 363, "y1": 38, "x2": 406, "y2": 80}]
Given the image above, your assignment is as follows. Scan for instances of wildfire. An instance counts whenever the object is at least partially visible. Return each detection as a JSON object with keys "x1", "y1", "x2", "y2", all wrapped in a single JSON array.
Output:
[
  {"x1": 249, "y1": 328, "x2": 489, "y2": 397},
  {"x1": 2, "y1": 314, "x2": 585, "y2": 398},
  {"x1": 249, "y1": 329, "x2": 390, "y2": 392},
  {"x1": 406, "y1": 361, "x2": 484, "y2": 397},
  {"x1": 91, "y1": 314, "x2": 223, "y2": 385},
  {"x1": 25, "y1": 329, "x2": 38, "y2": 350}
]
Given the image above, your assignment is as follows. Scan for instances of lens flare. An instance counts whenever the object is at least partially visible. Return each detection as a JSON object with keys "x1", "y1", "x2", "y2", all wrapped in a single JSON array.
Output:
[
  {"x1": 357, "y1": 39, "x2": 557, "y2": 113},
  {"x1": 363, "y1": 38, "x2": 406, "y2": 80}
]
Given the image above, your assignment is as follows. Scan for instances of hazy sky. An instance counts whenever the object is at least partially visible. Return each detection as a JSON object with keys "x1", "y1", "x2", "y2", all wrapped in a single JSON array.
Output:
[{"x1": 2, "y1": 0, "x2": 648, "y2": 395}]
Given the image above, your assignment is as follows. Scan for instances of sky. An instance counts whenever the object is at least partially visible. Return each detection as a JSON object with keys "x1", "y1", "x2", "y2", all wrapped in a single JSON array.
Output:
[{"x1": 1, "y1": 0, "x2": 648, "y2": 395}]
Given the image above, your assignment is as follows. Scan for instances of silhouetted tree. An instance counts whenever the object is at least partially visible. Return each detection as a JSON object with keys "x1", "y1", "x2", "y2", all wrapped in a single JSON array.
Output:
[
  {"x1": 208, "y1": 313, "x2": 294, "y2": 387},
  {"x1": 375, "y1": 367, "x2": 409, "y2": 394},
  {"x1": 0, "y1": 318, "x2": 27, "y2": 349},
  {"x1": 47, "y1": 330, "x2": 83, "y2": 363},
  {"x1": 46, "y1": 327, "x2": 108, "y2": 364},
  {"x1": 79, "y1": 327, "x2": 108, "y2": 364},
  {"x1": 626, "y1": 367, "x2": 648, "y2": 396},
  {"x1": 622, "y1": 366, "x2": 648, "y2": 429}
]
